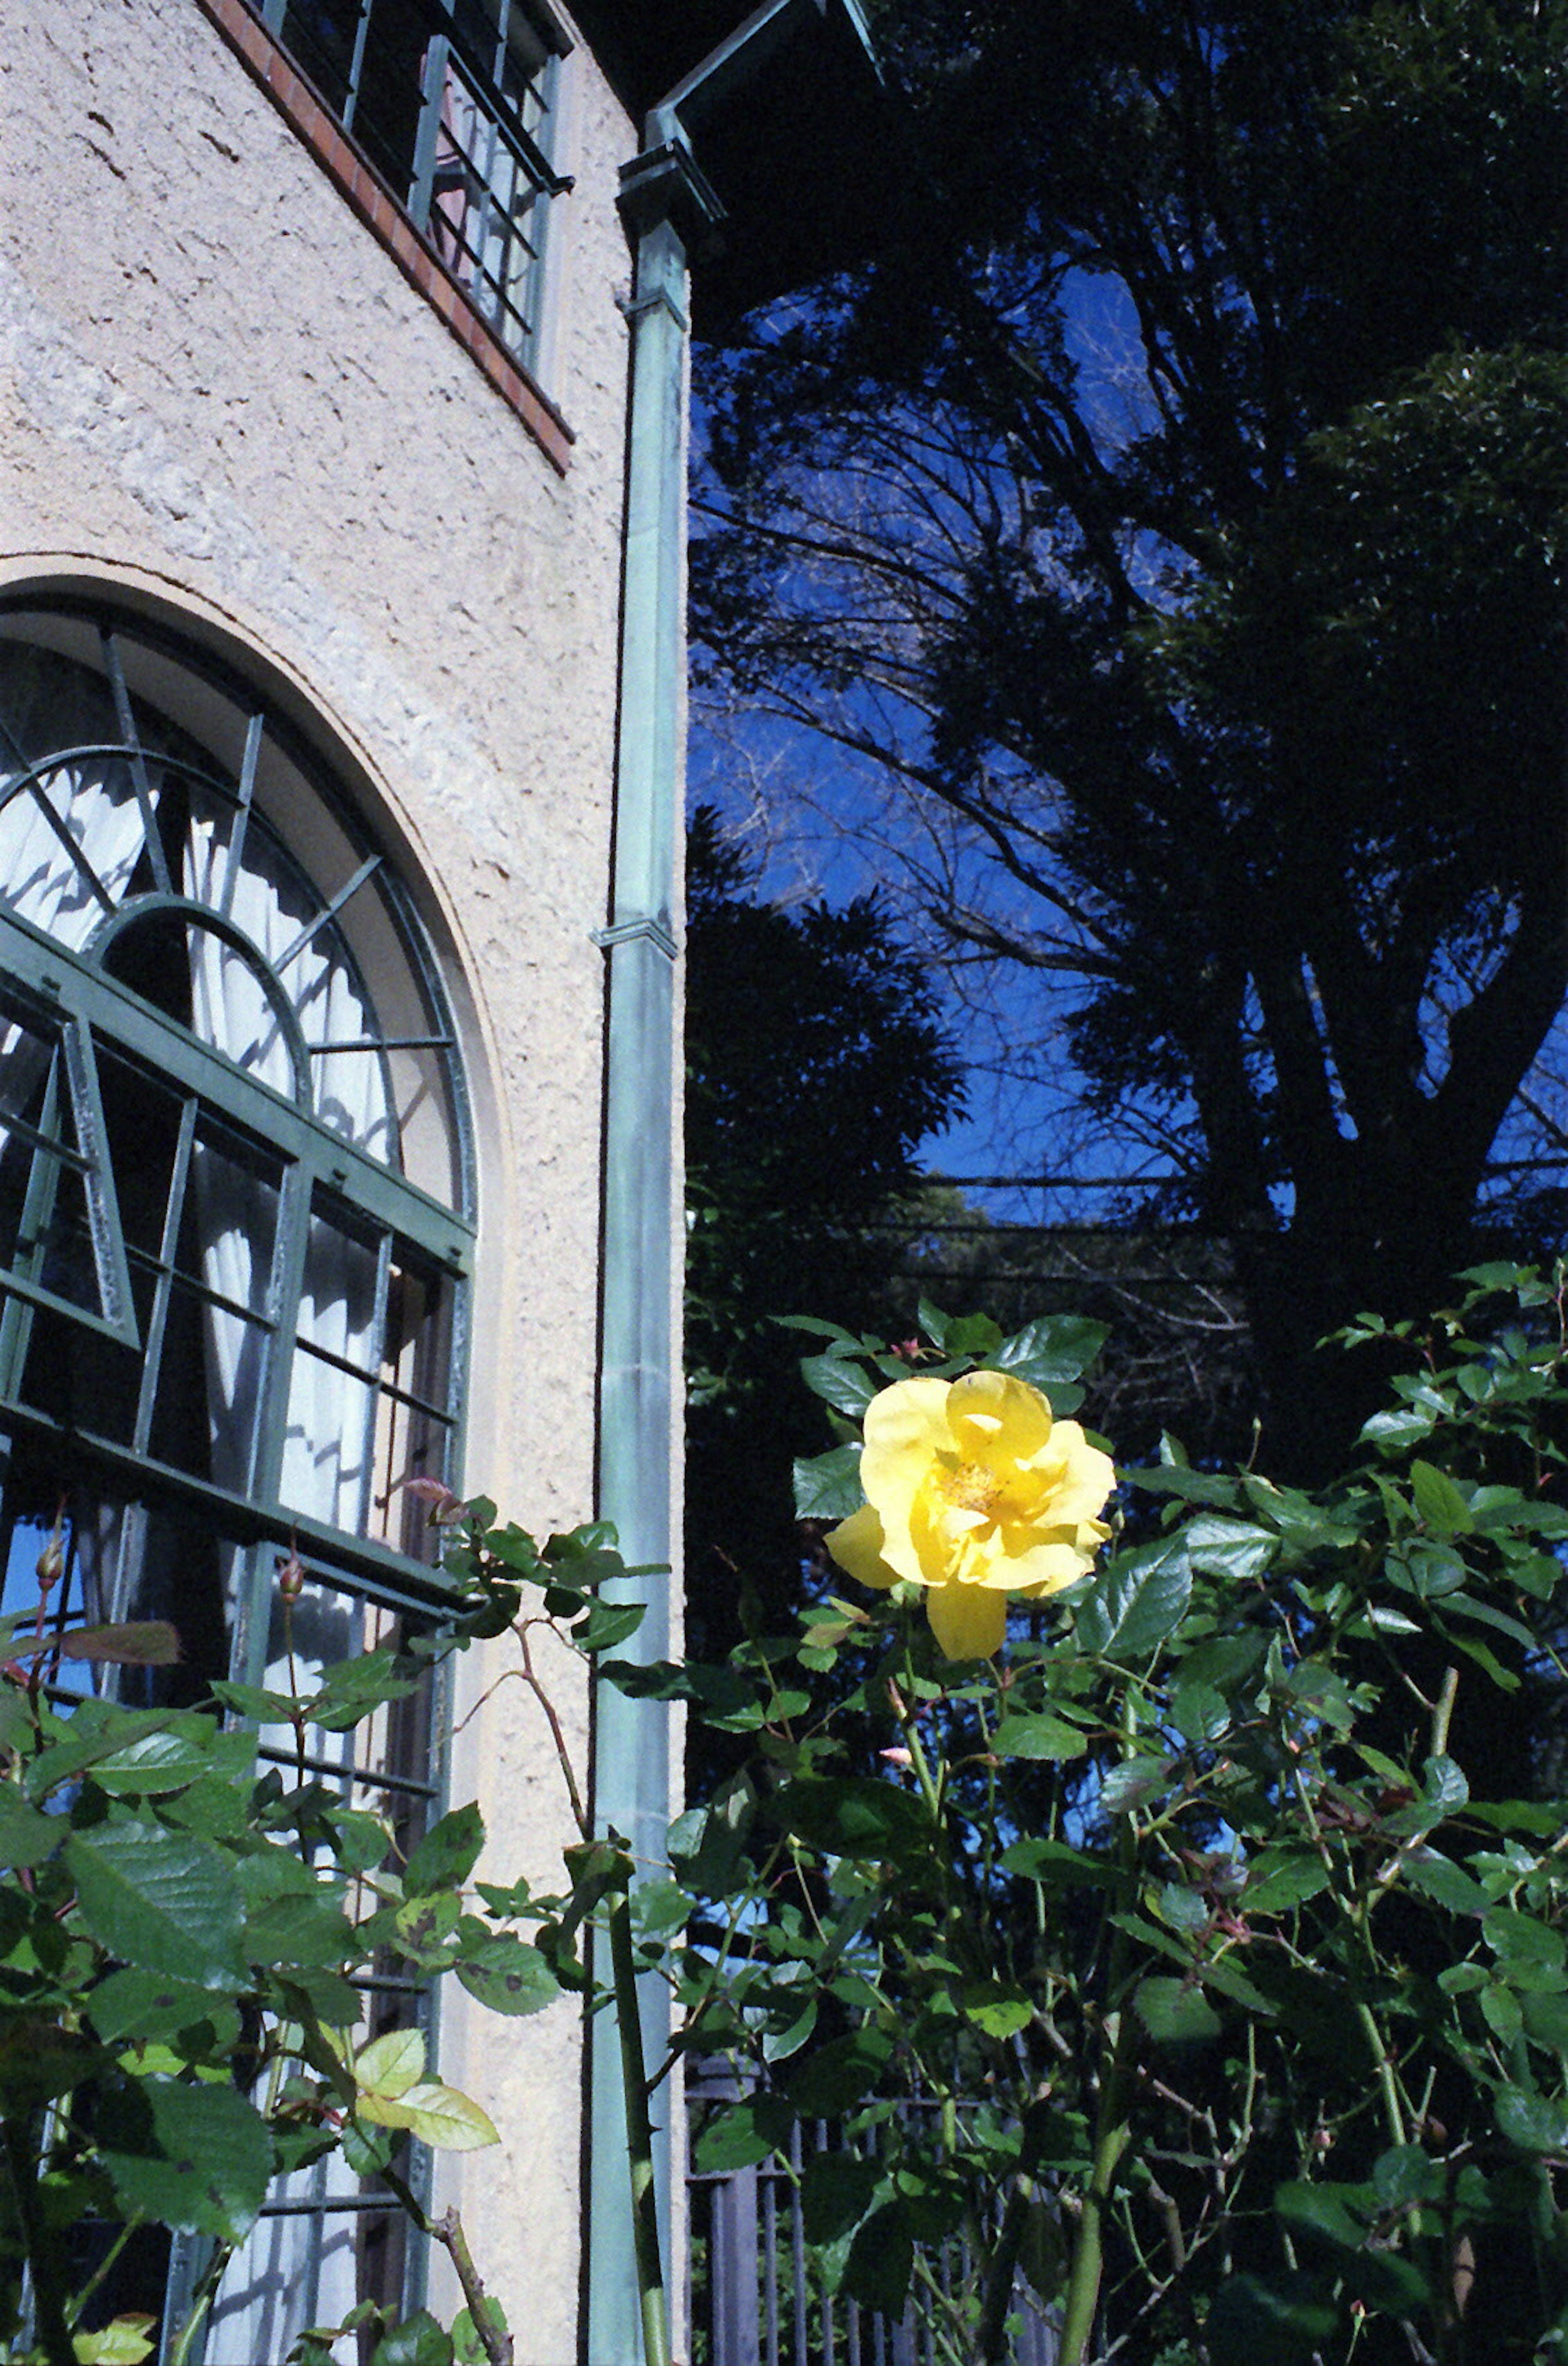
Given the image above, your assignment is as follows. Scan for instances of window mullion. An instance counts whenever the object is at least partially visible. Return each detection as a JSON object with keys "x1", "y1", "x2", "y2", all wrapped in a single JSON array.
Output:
[
  {"x1": 0, "y1": 1051, "x2": 64, "y2": 1401},
  {"x1": 64, "y1": 1018, "x2": 140, "y2": 1349},
  {"x1": 229, "y1": 1150, "x2": 313, "y2": 1690},
  {"x1": 341, "y1": 0, "x2": 377, "y2": 138},
  {"x1": 409, "y1": 31, "x2": 451, "y2": 231},
  {"x1": 129, "y1": 1096, "x2": 198, "y2": 1458},
  {"x1": 357, "y1": 1227, "x2": 394, "y2": 1540},
  {"x1": 100, "y1": 628, "x2": 173, "y2": 899},
  {"x1": 218, "y1": 708, "x2": 265, "y2": 924}
]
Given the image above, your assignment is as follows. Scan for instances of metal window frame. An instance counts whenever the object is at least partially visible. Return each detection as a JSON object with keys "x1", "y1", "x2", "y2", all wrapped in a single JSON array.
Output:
[
  {"x1": 0, "y1": 599, "x2": 477, "y2": 2359},
  {"x1": 253, "y1": 0, "x2": 570, "y2": 370}
]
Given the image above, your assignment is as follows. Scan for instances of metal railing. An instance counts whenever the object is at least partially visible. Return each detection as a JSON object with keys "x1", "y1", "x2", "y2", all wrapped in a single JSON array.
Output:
[{"x1": 687, "y1": 2068, "x2": 1064, "y2": 2366}]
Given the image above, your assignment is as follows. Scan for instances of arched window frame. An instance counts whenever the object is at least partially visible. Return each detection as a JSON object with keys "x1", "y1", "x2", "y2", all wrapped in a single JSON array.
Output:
[{"x1": 0, "y1": 593, "x2": 479, "y2": 2355}]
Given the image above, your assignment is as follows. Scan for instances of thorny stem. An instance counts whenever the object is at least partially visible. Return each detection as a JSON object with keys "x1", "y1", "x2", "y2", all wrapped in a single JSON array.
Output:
[
  {"x1": 906, "y1": 2253, "x2": 975, "y2": 2366},
  {"x1": 429, "y1": 2208, "x2": 514, "y2": 2366},
  {"x1": 64, "y1": 2218, "x2": 140, "y2": 2326},
  {"x1": 977, "y1": 2174, "x2": 1034, "y2": 2364},
  {"x1": 372, "y1": 2152, "x2": 514, "y2": 2366},
  {"x1": 516, "y1": 1619, "x2": 590, "y2": 1839},
  {"x1": 1430, "y1": 1666, "x2": 1459, "y2": 1760}
]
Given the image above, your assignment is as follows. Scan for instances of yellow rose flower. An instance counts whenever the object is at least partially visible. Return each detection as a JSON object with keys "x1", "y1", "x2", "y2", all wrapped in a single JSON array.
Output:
[{"x1": 826, "y1": 1369, "x2": 1115, "y2": 1660}]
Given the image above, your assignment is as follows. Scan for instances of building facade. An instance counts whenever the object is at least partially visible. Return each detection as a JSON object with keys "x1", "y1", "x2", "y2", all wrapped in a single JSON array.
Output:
[{"x1": 0, "y1": 2, "x2": 881, "y2": 2357}]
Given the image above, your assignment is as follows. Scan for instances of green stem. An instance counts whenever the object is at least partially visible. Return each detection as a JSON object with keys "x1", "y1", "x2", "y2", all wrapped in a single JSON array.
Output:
[
  {"x1": 1060, "y1": 1703, "x2": 1140, "y2": 2366},
  {"x1": 4, "y1": 2114, "x2": 74, "y2": 2366},
  {"x1": 1058, "y1": 2003, "x2": 1135, "y2": 2366},
  {"x1": 167, "y1": 2242, "x2": 233, "y2": 2366},
  {"x1": 608, "y1": 1880, "x2": 672, "y2": 2366},
  {"x1": 1354, "y1": 1999, "x2": 1406, "y2": 2148},
  {"x1": 893, "y1": 1671, "x2": 943, "y2": 1827},
  {"x1": 976, "y1": 2175, "x2": 1033, "y2": 2365}
]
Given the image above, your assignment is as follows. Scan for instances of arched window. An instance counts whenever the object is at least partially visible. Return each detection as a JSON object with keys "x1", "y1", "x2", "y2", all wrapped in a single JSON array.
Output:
[{"x1": 0, "y1": 596, "x2": 474, "y2": 2356}]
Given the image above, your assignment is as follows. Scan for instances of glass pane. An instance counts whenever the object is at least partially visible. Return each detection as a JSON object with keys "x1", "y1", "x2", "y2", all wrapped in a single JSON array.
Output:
[
  {"x1": 372, "y1": 1254, "x2": 456, "y2": 1560},
  {"x1": 276, "y1": 0, "x2": 364, "y2": 114},
  {"x1": 184, "y1": 1127, "x2": 283, "y2": 1310},
  {"x1": 283, "y1": 1202, "x2": 381, "y2": 1532},
  {"x1": 348, "y1": 0, "x2": 429, "y2": 196},
  {"x1": 257, "y1": 1578, "x2": 435, "y2": 1813},
  {"x1": 0, "y1": 1440, "x2": 232, "y2": 1704},
  {"x1": 97, "y1": 1047, "x2": 186, "y2": 1266}
]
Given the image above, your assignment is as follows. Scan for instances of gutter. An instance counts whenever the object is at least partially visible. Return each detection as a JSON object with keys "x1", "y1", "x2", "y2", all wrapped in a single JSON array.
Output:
[{"x1": 590, "y1": 4, "x2": 874, "y2": 2356}]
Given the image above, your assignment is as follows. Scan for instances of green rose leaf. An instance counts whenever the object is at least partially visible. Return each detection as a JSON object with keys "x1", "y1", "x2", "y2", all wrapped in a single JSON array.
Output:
[
  {"x1": 69, "y1": 2315, "x2": 156, "y2": 2364},
  {"x1": 1401, "y1": 1848, "x2": 1488, "y2": 1917},
  {"x1": 1522, "y1": 1992, "x2": 1568, "y2": 2054},
  {"x1": 1360, "y1": 1406, "x2": 1436, "y2": 1450},
  {"x1": 993, "y1": 1314, "x2": 1107, "y2": 1387},
  {"x1": 23, "y1": 1706, "x2": 172, "y2": 1803},
  {"x1": 1000, "y1": 1836, "x2": 1121, "y2": 1889},
  {"x1": 1410, "y1": 1459, "x2": 1474, "y2": 1535},
  {"x1": 1076, "y1": 1537, "x2": 1191, "y2": 1662},
  {"x1": 0, "y1": 2015, "x2": 103, "y2": 2105},
  {"x1": 799, "y1": 1352, "x2": 879, "y2": 1416},
  {"x1": 310, "y1": 1647, "x2": 419, "y2": 1732},
  {"x1": 692, "y1": 2092, "x2": 794, "y2": 2173},
  {"x1": 570, "y1": 1599, "x2": 647, "y2": 1653},
  {"x1": 98, "y1": 2077, "x2": 272, "y2": 2241},
  {"x1": 1134, "y1": 1976, "x2": 1222, "y2": 2044},
  {"x1": 1498, "y1": 2089, "x2": 1568, "y2": 2154},
  {"x1": 0, "y1": 1781, "x2": 64, "y2": 1867},
  {"x1": 668, "y1": 1773, "x2": 757, "y2": 1897},
  {"x1": 771, "y1": 1775, "x2": 930, "y2": 1858},
  {"x1": 1207, "y1": 2272, "x2": 1340, "y2": 2364},
  {"x1": 1185, "y1": 1515, "x2": 1280, "y2": 1579},
  {"x1": 961, "y1": 1985, "x2": 1035, "y2": 2039},
  {"x1": 1373, "y1": 2147, "x2": 1444, "y2": 2209},
  {"x1": 370, "y1": 2309, "x2": 454, "y2": 2366},
  {"x1": 800, "y1": 2150, "x2": 882, "y2": 2244},
  {"x1": 359, "y1": 2081, "x2": 499, "y2": 2150},
  {"x1": 88, "y1": 1968, "x2": 241, "y2": 2052},
  {"x1": 1275, "y1": 2179, "x2": 1372, "y2": 2252},
  {"x1": 1244, "y1": 1856, "x2": 1330, "y2": 1914},
  {"x1": 455, "y1": 1936, "x2": 560, "y2": 2017},
  {"x1": 1100, "y1": 1755, "x2": 1174, "y2": 1817},
  {"x1": 785, "y1": 2028, "x2": 893, "y2": 2116},
  {"x1": 989, "y1": 1713, "x2": 1089, "y2": 1760},
  {"x1": 65, "y1": 1821, "x2": 247, "y2": 1992},
  {"x1": 841, "y1": 2199, "x2": 914, "y2": 2316},
  {"x1": 793, "y1": 1445, "x2": 865, "y2": 1521},
  {"x1": 245, "y1": 1893, "x2": 358, "y2": 1969},
  {"x1": 405, "y1": 1803, "x2": 486, "y2": 1898}
]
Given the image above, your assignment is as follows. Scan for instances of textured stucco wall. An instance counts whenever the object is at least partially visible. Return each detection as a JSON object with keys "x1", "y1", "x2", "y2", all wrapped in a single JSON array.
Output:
[{"x1": 0, "y1": 0, "x2": 644, "y2": 2351}]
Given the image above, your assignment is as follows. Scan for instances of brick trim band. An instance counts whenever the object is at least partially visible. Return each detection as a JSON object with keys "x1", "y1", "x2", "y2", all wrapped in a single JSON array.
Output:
[{"x1": 193, "y1": 0, "x2": 576, "y2": 475}]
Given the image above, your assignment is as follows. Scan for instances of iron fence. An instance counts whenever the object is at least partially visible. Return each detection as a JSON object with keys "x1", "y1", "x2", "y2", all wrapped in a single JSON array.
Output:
[{"x1": 686, "y1": 2067, "x2": 1064, "y2": 2366}]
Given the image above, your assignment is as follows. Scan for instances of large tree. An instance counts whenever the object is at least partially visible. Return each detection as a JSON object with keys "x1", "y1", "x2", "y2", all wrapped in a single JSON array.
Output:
[{"x1": 693, "y1": 0, "x2": 1568, "y2": 1472}]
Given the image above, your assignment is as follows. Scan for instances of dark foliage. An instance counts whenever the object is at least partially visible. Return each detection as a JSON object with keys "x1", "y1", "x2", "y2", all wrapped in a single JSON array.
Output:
[
  {"x1": 684, "y1": 806, "x2": 966, "y2": 1672},
  {"x1": 693, "y1": 0, "x2": 1568, "y2": 1477}
]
